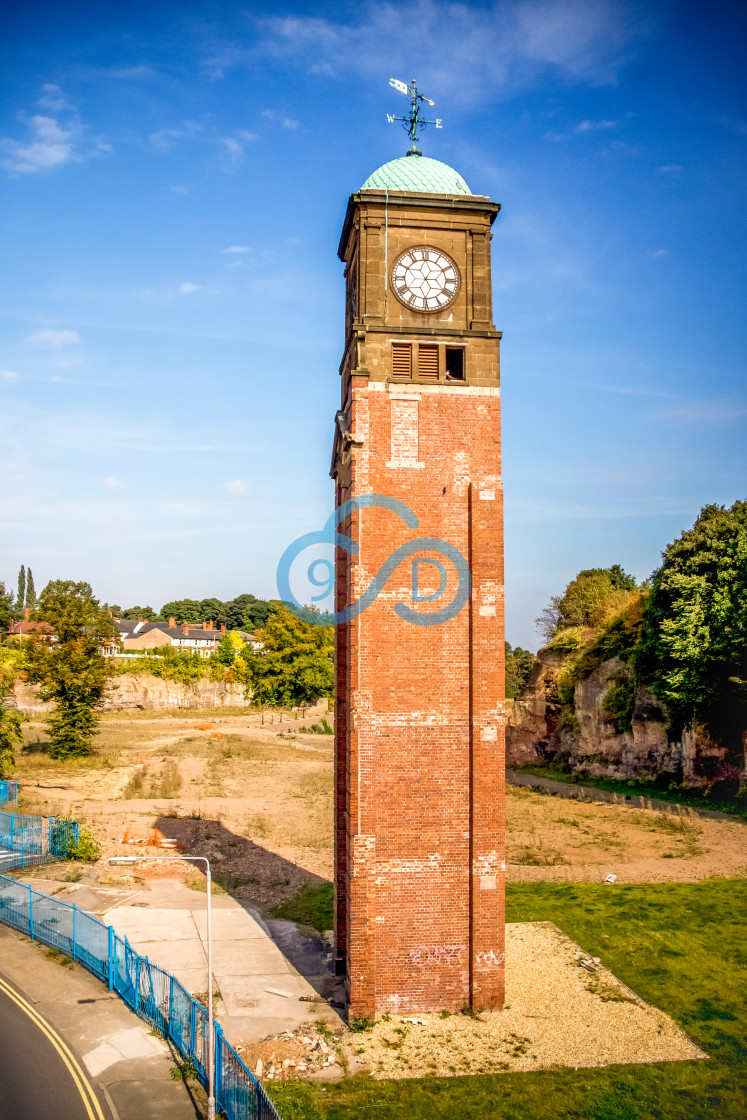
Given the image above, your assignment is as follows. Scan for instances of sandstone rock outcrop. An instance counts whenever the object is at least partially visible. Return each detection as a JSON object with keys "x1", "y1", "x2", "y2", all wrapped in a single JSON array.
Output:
[
  {"x1": 13, "y1": 672, "x2": 252, "y2": 713},
  {"x1": 506, "y1": 648, "x2": 745, "y2": 789}
]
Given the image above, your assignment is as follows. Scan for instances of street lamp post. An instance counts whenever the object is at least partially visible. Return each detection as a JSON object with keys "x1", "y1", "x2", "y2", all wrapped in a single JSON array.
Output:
[{"x1": 110, "y1": 854, "x2": 216, "y2": 1120}]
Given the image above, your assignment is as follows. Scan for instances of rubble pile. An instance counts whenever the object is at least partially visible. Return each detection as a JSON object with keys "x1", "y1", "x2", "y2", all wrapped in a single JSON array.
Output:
[{"x1": 237, "y1": 1026, "x2": 341, "y2": 1082}]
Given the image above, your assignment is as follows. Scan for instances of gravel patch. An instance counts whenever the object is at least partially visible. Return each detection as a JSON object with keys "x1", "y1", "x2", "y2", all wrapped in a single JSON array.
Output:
[{"x1": 350, "y1": 921, "x2": 707, "y2": 1079}]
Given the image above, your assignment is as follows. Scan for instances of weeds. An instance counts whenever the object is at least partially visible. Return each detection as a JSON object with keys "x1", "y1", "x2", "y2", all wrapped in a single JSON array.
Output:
[
  {"x1": 170, "y1": 1060, "x2": 198, "y2": 1083},
  {"x1": 459, "y1": 1004, "x2": 483, "y2": 1020}
]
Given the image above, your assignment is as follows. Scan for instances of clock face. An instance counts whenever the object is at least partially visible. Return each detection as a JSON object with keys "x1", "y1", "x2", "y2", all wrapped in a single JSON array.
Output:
[{"x1": 391, "y1": 246, "x2": 460, "y2": 313}]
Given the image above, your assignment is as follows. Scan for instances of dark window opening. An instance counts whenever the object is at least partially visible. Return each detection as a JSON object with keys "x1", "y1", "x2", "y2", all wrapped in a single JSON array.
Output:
[{"x1": 445, "y1": 347, "x2": 465, "y2": 381}]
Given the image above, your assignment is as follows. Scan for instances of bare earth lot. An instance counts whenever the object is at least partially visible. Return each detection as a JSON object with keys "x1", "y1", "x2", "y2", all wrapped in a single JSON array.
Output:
[
  {"x1": 14, "y1": 709, "x2": 747, "y2": 913},
  {"x1": 8, "y1": 709, "x2": 745, "y2": 1084}
]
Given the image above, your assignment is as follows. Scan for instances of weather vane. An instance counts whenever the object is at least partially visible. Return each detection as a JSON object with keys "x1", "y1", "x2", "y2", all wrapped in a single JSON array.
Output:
[{"x1": 387, "y1": 78, "x2": 442, "y2": 156}]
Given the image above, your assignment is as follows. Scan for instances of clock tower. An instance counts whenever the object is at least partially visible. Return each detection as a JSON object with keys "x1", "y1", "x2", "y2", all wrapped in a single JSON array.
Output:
[{"x1": 331, "y1": 144, "x2": 506, "y2": 1017}]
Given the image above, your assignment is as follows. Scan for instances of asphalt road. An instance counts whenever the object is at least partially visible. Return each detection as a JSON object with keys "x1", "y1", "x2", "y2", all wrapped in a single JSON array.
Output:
[{"x1": 0, "y1": 971, "x2": 109, "y2": 1120}]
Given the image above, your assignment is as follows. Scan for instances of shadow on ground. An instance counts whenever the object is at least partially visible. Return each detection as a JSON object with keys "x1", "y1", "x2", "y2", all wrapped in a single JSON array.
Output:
[{"x1": 154, "y1": 815, "x2": 345, "y2": 1011}]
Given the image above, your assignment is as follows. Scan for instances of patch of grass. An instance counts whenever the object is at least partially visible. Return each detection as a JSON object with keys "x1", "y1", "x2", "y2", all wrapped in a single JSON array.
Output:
[
  {"x1": 120, "y1": 760, "x2": 182, "y2": 800},
  {"x1": 245, "y1": 811, "x2": 273, "y2": 839},
  {"x1": 269, "y1": 879, "x2": 747, "y2": 1120},
  {"x1": 155, "y1": 760, "x2": 182, "y2": 798},
  {"x1": 121, "y1": 768, "x2": 147, "y2": 798},
  {"x1": 514, "y1": 764, "x2": 747, "y2": 821},
  {"x1": 270, "y1": 881, "x2": 333, "y2": 933},
  {"x1": 185, "y1": 876, "x2": 227, "y2": 895}
]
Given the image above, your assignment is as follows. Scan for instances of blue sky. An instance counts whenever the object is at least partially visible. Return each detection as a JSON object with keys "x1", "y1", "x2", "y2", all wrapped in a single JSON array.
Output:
[{"x1": 1, "y1": 0, "x2": 745, "y2": 649}]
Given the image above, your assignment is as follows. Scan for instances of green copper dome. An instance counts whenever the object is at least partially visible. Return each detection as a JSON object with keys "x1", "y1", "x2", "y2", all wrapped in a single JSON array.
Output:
[{"x1": 361, "y1": 154, "x2": 471, "y2": 195}]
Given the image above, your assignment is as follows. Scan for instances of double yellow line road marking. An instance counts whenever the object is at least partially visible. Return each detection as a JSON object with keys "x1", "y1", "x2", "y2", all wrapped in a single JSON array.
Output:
[{"x1": 0, "y1": 973, "x2": 107, "y2": 1120}]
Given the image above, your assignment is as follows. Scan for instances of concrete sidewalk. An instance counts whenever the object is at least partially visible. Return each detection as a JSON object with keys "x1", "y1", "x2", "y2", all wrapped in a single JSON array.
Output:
[
  {"x1": 35, "y1": 876, "x2": 344, "y2": 1045},
  {"x1": 0, "y1": 922, "x2": 200, "y2": 1119}
]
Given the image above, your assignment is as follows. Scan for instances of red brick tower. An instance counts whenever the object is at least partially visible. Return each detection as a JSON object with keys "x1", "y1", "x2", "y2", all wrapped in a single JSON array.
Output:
[{"x1": 331, "y1": 151, "x2": 505, "y2": 1017}]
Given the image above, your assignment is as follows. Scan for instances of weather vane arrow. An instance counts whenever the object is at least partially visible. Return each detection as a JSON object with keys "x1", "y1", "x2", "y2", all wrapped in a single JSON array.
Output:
[{"x1": 387, "y1": 77, "x2": 442, "y2": 156}]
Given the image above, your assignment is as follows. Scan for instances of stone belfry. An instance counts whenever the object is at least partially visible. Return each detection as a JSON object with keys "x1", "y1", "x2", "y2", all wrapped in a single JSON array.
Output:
[{"x1": 331, "y1": 90, "x2": 505, "y2": 1017}]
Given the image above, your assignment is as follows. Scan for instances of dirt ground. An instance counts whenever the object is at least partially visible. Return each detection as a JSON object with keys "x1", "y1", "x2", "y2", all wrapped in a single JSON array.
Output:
[{"x1": 12, "y1": 710, "x2": 747, "y2": 916}]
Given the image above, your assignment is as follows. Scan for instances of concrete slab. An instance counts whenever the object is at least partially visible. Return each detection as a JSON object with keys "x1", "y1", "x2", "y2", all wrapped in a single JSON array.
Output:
[
  {"x1": 83, "y1": 1041, "x2": 124, "y2": 1077},
  {"x1": 109, "y1": 1027, "x2": 167, "y2": 1060},
  {"x1": 106, "y1": 1077, "x2": 202, "y2": 1120},
  {"x1": 209, "y1": 941, "x2": 292, "y2": 975},
  {"x1": 126, "y1": 938, "x2": 207, "y2": 969},
  {"x1": 165, "y1": 967, "x2": 209, "y2": 993},
  {"x1": 108, "y1": 907, "x2": 198, "y2": 941},
  {"x1": 193, "y1": 907, "x2": 267, "y2": 941}
]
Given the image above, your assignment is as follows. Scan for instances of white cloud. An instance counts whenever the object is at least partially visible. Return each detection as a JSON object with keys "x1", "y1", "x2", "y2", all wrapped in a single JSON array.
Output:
[
  {"x1": 170, "y1": 184, "x2": 189, "y2": 194},
  {"x1": 656, "y1": 163, "x2": 684, "y2": 174},
  {"x1": 37, "y1": 84, "x2": 72, "y2": 113},
  {"x1": 2, "y1": 115, "x2": 76, "y2": 174},
  {"x1": 102, "y1": 476, "x2": 124, "y2": 488},
  {"x1": 0, "y1": 87, "x2": 109, "y2": 174},
  {"x1": 219, "y1": 137, "x2": 242, "y2": 157},
  {"x1": 261, "y1": 109, "x2": 299, "y2": 130},
  {"x1": 226, "y1": 479, "x2": 249, "y2": 494},
  {"x1": 150, "y1": 121, "x2": 202, "y2": 152},
  {"x1": 26, "y1": 329, "x2": 80, "y2": 348},
  {"x1": 1, "y1": 369, "x2": 20, "y2": 381},
  {"x1": 106, "y1": 66, "x2": 157, "y2": 80},
  {"x1": 574, "y1": 118, "x2": 618, "y2": 132},
  {"x1": 150, "y1": 127, "x2": 185, "y2": 151},
  {"x1": 217, "y1": 131, "x2": 258, "y2": 164},
  {"x1": 223, "y1": 245, "x2": 251, "y2": 254},
  {"x1": 253, "y1": 0, "x2": 655, "y2": 108},
  {"x1": 179, "y1": 282, "x2": 201, "y2": 294},
  {"x1": 652, "y1": 248, "x2": 669, "y2": 258}
]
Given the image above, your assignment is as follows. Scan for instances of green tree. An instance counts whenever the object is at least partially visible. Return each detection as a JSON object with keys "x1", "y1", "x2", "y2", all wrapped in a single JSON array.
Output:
[
  {"x1": 26, "y1": 581, "x2": 117, "y2": 759},
  {"x1": 159, "y1": 599, "x2": 201, "y2": 623},
  {"x1": 505, "y1": 642, "x2": 535, "y2": 699},
  {"x1": 16, "y1": 565, "x2": 26, "y2": 617},
  {"x1": 243, "y1": 605, "x2": 334, "y2": 707},
  {"x1": 0, "y1": 651, "x2": 25, "y2": 777},
  {"x1": 213, "y1": 634, "x2": 236, "y2": 666},
  {"x1": 223, "y1": 593, "x2": 272, "y2": 632},
  {"x1": 537, "y1": 566, "x2": 638, "y2": 640},
  {"x1": 0, "y1": 581, "x2": 14, "y2": 633},
  {"x1": 25, "y1": 568, "x2": 36, "y2": 609},
  {"x1": 120, "y1": 605, "x2": 158, "y2": 621},
  {"x1": 199, "y1": 598, "x2": 227, "y2": 625},
  {"x1": 636, "y1": 501, "x2": 747, "y2": 751}
]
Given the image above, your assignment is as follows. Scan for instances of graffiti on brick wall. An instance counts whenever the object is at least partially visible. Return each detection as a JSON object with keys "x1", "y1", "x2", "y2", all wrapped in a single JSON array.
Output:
[
  {"x1": 408, "y1": 944, "x2": 467, "y2": 966},
  {"x1": 475, "y1": 949, "x2": 505, "y2": 969}
]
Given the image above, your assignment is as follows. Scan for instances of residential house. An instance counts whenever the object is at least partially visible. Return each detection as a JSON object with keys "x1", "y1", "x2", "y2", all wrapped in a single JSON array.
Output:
[{"x1": 115, "y1": 617, "x2": 227, "y2": 657}]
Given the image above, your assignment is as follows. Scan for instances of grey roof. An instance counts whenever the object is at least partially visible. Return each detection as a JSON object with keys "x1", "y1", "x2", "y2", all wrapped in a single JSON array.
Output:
[{"x1": 117, "y1": 620, "x2": 223, "y2": 640}]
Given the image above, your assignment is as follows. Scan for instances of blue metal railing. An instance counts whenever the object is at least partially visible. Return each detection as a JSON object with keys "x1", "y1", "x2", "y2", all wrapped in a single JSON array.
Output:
[
  {"x1": 0, "y1": 780, "x2": 18, "y2": 808},
  {"x1": 0, "y1": 811, "x2": 78, "y2": 870},
  {"x1": 0, "y1": 816, "x2": 282, "y2": 1119}
]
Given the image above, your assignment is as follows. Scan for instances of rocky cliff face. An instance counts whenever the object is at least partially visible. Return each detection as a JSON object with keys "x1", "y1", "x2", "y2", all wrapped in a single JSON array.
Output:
[
  {"x1": 13, "y1": 672, "x2": 252, "y2": 713},
  {"x1": 506, "y1": 648, "x2": 744, "y2": 789}
]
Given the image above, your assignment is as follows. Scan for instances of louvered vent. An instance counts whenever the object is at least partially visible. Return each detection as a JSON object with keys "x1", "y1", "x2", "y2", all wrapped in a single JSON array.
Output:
[
  {"x1": 418, "y1": 345, "x2": 439, "y2": 381},
  {"x1": 392, "y1": 343, "x2": 412, "y2": 380}
]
